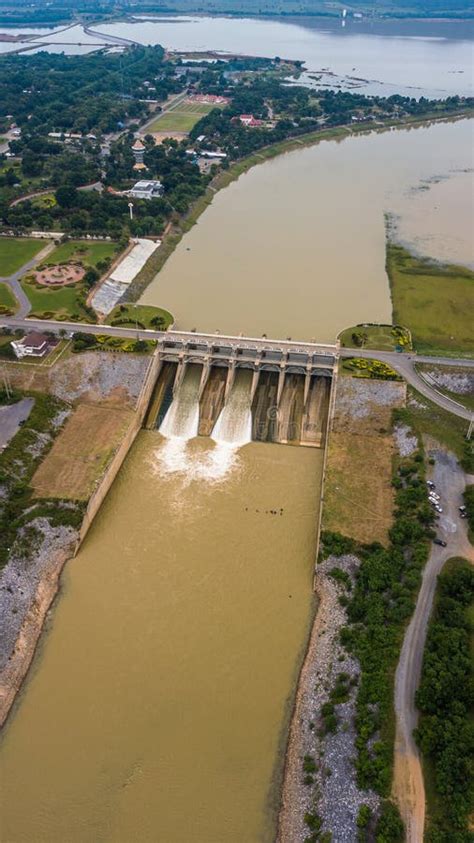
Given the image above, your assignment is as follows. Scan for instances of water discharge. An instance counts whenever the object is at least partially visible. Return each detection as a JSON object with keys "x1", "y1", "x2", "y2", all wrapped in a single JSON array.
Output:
[
  {"x1": 159, "y1": 364, "x2": 201, "y2": 440},
  {"x1": 212, "y1": 370, "x2": 253, "y2": 447}
]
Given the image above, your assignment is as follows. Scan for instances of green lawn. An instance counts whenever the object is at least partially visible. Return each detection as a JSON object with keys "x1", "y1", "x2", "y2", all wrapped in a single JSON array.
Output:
[
  {"x1": 20, "y1": 277, "x2": 95, "y2": 322},
  {"x1": 0, "y1": 237, "x2": 46, "y2": 275},
  {"x1": 387, "y1": 243, "x2": 474, "y2": 355},
  {"x1": 108, "y1": 303, "x2": 173, "y2": 330},
  {"x1": 339, "y1": 323, "x2": 411, "y2": 352},
  {"x1": 20, "y1": 240, "x2": 122, "y2": 322},
  {"x1": 0, "y1": 282, "x2": 18, "y2": 314},
  {"x1": 148, "y1": 111, "x2": 202, "y2": 133},
  {"x1": 43, "y1": 240, "x2": 118, "y2": 268}
]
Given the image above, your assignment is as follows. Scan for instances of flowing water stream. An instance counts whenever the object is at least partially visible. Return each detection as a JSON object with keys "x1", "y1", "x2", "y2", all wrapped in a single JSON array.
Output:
[{"x1": 0, "y1": 41, "x2": 472, "y2": 842}]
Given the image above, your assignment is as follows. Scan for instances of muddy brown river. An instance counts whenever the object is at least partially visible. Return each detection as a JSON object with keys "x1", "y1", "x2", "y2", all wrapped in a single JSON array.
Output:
[{"x1": 0, "y1": 115, "x2": 472, "y2": 841}]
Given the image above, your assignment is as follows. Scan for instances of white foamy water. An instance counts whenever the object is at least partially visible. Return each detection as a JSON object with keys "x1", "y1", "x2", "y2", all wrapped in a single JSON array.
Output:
[
  {"x1": 159, "y1": 366, "x2": 201, "y2": 439},
  {"x1": 152, "y1": 437, "x2": 244, "y2": 485},
  {"x1": 155, "y1": 368, "x2": 253, "y2": 483},
  {"x1": 212, "y1": 371, "x2": 253, "y2": 447}
]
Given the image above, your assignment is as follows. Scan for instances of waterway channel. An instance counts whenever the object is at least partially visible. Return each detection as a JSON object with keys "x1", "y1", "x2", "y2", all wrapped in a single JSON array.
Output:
[
  {"x1": 0, "y1": 434, "x2": 322, "y2": 842},
  {"x1": 0, "y1": 24, "x2": 473, "y2": 842}
]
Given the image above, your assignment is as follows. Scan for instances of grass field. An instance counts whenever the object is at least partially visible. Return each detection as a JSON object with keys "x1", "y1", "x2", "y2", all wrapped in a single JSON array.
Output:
[
  {"x1": 31, "y1": 403, "x2": 133, "y2": 500},
  {"x1": 20, "y1": 276, "x2": 94, "y2": 322},
  {"x1": 323, "y1": 431, "x2": 395, "y2": 545},
  {"x1": 0, "y1": 237, "x2": 46, "y2": 275},
  {"x1": 108, "y1": 303, "x2": 173, "y2": 330},
  {"x1": 21, "y1": 240, "x2": 120, "y2": 321},
  {"x1": 0, "y1": 282, "x2": 17, "y2": 313},
  {"x1": 148, "y1": 101, "x2": 217, "y2": 134},
  {"x1": 387, "y1": 243, "x2": 474, "y2": 355},
  {"x1": 43, "y1": 240, "x2": 118, "y2": 268},
  {"x1": 338, "y1": 323, "x2": 411, "y2": 352},
  {"x1": 322, "y1": 375, "x2": 405, "y2": 545}
]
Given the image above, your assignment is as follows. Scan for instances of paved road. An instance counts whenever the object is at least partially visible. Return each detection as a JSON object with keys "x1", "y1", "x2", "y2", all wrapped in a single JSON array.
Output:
[
  {"x1": 339, "y1": 347, "x2": 474, "y2": 420},
  {"x1": 0, "y1": 242, "x2": 56, "y2": 318},
  {"x1": 393, "y1": 451, "x2": 474, "y2": 842},
  {"x1": 1, "y1": 313, "x2": 472, "y2": 419}
]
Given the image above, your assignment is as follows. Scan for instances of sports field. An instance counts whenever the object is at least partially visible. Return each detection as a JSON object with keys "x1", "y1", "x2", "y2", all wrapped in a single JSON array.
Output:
[{"x1": 148, "y1": 100, "x2": 218, "y2": 134}]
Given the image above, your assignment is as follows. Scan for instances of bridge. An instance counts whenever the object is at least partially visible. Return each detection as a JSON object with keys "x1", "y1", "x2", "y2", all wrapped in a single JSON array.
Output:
[
  {"x1": 2, "y1": 315, "x2": 473, "y2": 422},
  {"x1": 158, "y1": 330, "x2": 336, "y2": 405}
]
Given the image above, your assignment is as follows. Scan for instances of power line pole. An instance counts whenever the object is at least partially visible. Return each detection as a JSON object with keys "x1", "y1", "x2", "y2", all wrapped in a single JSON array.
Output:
[{"x1": 1, "y1": 366, "x2": 12, "y2": 400}]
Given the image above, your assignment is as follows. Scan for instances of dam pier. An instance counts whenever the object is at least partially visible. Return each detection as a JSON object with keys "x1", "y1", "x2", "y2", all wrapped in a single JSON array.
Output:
[{"x1": 145, "y1": 331, "x2": 337, "y2": 447}]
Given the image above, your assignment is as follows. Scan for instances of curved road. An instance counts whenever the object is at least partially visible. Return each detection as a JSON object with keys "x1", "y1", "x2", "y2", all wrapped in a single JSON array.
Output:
[
  {"x1": 339, "y1": 347, "x2": 474, "y2": 421},
  {"x1": 393, "y1": 452, "x2": 474, "y2": 841},
  {"x1": 1, "y1": 310, "x2": 473, "y2": 420}
]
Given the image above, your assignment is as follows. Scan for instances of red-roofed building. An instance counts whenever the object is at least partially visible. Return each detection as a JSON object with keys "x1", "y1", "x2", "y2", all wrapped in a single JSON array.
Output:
[{"x1": 238, "y1": 114, "x2": 264, "y2": 128}]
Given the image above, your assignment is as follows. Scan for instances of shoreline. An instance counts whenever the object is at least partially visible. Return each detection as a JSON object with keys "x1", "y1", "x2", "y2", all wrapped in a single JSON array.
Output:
[
  {"x1": 0, "y1": 539, "x2": 75, "y2": 729},
  {"x1": 129, "y1": 108, "x2": 473, "y2": 304}
]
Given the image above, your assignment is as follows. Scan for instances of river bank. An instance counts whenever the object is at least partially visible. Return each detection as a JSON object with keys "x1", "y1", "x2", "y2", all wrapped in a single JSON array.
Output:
[
  {"x1": 0, "y1": 526, "x2": 77, "y2": 728},
  {"x1": 129, "y1": 109, "x2": 473, "y2": 306},
  {"x1": 0, "y1": 350, "x2": 155, "y2": 731}
]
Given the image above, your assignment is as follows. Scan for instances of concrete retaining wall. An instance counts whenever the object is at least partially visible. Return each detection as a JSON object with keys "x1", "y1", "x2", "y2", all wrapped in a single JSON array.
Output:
[{"x1": 75, "y1": 350, "x2": 161, "y2": 549}]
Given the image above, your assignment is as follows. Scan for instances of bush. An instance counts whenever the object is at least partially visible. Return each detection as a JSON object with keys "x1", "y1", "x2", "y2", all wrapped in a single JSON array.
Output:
[{"x1": 375, "y1": 801, "x2": 404, "y2": 842}]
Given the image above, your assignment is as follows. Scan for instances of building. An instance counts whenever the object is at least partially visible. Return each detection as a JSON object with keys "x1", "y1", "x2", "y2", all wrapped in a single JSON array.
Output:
[
  {"x1": 131, "y1": 138, "x2": 146, "y2": 168},
  {"x1": 238, "y1": 114, "x2": 264, "y2": 128},
  {"x1": 128, "y1": 180, "x2": 164, "y2": 200},
  {"x1": 11, "y1": 332, "x2": 49, "y2": 359}
]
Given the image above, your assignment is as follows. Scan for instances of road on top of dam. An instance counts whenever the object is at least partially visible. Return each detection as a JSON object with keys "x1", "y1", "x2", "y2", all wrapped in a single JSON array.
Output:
[{"x1": 1, "y1": 315, "x2": 473, "y2": 421}]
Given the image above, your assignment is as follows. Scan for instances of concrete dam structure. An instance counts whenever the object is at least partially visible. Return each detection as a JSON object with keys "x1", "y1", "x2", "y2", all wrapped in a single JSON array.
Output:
[{"x1": 145, "y1": 332, "x2": 336, "y2": 448}]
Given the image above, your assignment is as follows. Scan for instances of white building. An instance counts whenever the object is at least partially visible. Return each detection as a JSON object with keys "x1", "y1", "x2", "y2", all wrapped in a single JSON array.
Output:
[
  {"x1": 11, "y1": 332, "x2": 49, "y2": 359},
  {"x1": 128, "y1": 180, "x2": 164, "y2": 200}
]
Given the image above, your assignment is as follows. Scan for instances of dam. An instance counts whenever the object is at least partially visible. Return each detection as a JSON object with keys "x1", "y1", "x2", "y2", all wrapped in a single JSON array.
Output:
[{"x1": 145, "y1": 331, "x2": 336, "y2": 448}]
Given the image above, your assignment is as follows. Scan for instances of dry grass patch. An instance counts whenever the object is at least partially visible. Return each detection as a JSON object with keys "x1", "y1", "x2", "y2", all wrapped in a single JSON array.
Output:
[
  {"x1": 323, "y1": 431, "x2": 395, "y2": 546},
  {"x1": 322, "y1": 376, "x2": 406, "y2": 545},
  {"x1": 32, "y1": 403, "x2": 133, "y2": 500}
]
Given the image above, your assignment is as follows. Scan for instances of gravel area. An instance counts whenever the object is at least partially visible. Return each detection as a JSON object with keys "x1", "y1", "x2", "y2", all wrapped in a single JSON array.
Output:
[
  {"x1": 393, "y1": 423, "x2": 418, "y2": 457},
  {"x1": 278, "y1": 555, "x2": 379, "y2": 842},
  {"x1": 336, "y1": 378, "x2": 406, "y2": 421},
  {"x1": 0, "y1": 518, "x2": 78, "y2": 673},
  {"x1": 48, "y1": 352, "x2": 150, "y2": 406},
  {"x1": 423, "y1": 367, "x2": 474, "y2": 396}
]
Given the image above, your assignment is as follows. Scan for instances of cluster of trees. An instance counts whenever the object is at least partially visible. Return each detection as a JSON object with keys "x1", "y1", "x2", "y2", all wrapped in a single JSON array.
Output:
[
  {"x1": 323, "y1": 444, "x2": 434, "y2": 796},
  {"x1": 189, "y1": 71, "x2": 473, "y2": 159},
  {"x1": 415, "y1": 559, "x2": 474, "y2": 841},
  {"x1": 0, "y1": 46, "x2": 177, "y2": 137}
]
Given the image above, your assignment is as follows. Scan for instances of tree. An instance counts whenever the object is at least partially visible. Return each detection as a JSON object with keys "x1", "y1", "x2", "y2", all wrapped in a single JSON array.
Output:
[{"x1": 55, "y1": 185, "x2": 78, "y2": 208}]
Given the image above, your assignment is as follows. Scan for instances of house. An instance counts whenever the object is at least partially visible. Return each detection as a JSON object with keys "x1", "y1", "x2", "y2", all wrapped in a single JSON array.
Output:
[
  {"x1": 11, "y1": 332, "x2": 49, "y2": 359},
  {"x1": 128, "y1": 180, "x2": 164, "y2": 200},
  {"x1": 238, "y1": 114, "x2": 263, "y2": 128}
]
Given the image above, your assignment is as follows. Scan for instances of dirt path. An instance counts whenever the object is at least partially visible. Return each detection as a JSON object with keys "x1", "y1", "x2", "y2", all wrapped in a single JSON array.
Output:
[{"x1": 393, "y1": 448, "x2": 474, "y2": 841}]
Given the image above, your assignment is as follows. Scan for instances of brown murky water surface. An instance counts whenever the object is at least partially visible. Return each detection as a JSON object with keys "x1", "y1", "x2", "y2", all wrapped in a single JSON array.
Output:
[
  {"x1": 0, "y1": 116, "x2": 472, "y2": 843},
  {"x1": 142, "y1": 119, "x2": 473, "y2": 342},
  {"x1": 0, "y1": 435, "x2": 322, "y2": 842}
]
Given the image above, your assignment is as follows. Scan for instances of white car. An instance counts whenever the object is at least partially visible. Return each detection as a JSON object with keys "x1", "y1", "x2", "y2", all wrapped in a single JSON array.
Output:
[{"x1": 435, "y1": 505, "x2": 443, "y2": 513}]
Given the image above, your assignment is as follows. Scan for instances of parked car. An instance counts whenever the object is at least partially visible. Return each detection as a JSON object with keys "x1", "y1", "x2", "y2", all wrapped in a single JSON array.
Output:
[
  {"x1": 427, "y1": 481, "x2": 436, "y2": 489},
  {"x1": 433, "y1": 538, "x2": 447, "y2": 547}
]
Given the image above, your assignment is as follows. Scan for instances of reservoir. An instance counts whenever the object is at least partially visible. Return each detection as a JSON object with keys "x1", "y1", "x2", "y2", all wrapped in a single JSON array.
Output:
[
  {"x1": 0, "y1": 29, "x2": 473, "y2": 842},
  {"x1": 96, "y1": 15, "x2": 474, "y2": 98},
  {"x1": 142, "y1": 118, "x2": 474, "y2": 342}
]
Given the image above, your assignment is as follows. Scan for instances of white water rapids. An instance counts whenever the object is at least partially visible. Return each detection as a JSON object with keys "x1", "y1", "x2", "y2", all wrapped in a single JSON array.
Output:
[{"x1": 155, "y1": 367, "x2": 253, "y2": 482}]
